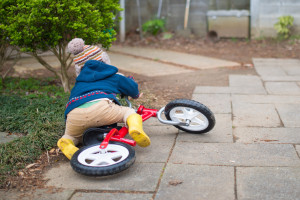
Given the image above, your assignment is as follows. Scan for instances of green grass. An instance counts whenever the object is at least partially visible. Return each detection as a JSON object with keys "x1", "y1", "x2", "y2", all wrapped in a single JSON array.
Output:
[{"x1": 0, "y1": 77, "x2": 69, "y2": 188}]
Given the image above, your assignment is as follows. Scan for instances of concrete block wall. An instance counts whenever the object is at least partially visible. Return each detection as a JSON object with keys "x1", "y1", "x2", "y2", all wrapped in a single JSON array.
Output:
[
  {"x1": 122, "y1": 0, "x2": 249, "y2": 37},
  {"x1": 166, "y1": 1, "x2": 209, "y2": 36},
  {"x1": 251, "y1": 0, "x2": 300, "y2": 38}
]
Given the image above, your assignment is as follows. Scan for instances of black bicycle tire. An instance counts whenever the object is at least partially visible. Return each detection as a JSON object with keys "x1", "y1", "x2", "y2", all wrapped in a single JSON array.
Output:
[
  {"x1": 164, "y1": 99, "x2": 215, "y2": 134},
  {"x1": 70, "y1": 141, "x2": 136, "y2": 176}
]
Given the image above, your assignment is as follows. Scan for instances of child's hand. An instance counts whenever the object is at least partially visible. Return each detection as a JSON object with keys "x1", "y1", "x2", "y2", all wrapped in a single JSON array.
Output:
[{"x1": 138, "y1": 93, "x2": 143, "y2": 98}]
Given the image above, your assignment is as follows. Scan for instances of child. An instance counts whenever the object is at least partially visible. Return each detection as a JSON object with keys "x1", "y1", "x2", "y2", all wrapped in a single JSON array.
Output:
[
  {"x1": 67, "y1": 38, "x2": 111, "y2": 76},
  {"x1": 57, "y1": 38, "x2": 150, "y2": 160}
]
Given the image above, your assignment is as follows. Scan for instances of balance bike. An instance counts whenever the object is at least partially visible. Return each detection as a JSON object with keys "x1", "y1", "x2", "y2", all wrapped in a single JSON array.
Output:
[{"x1": 70, "y1": 98, "x2": 215, "y2": 176}]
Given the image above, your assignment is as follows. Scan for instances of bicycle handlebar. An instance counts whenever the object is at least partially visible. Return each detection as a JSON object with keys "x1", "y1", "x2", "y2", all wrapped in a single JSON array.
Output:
[{"x1": 124, "y1": 96, "x2": 132, "y2": 108}]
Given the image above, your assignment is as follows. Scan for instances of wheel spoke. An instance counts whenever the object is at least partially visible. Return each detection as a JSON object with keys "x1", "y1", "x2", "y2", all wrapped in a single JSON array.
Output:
[
  {"x1": 100, "y1": 157, "x2": 117, "y2": 165},
  {"x1": 173, "y1": 113, "x2": 185, "y2": 120},
  {"x1": 189, "y1": 111, "x2": 201, "y2": 120},
  {"x1": 109, "y1": 152, "x2": 123, "y2": 159},
  {"x1": 85, "y1": 154, "x2": 100, "y2": 161},
  {"x1": 89, "y1": 158, "x2": 103, "y2": 166},
  {"x1": 191, "y1": 117, "x2": 206, "y2": 126}
]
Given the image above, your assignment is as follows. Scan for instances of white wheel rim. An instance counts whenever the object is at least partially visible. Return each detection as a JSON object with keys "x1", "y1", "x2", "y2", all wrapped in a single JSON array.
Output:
[
  {"x1": 169, "y1": 106, "x2": 209, "y2": 131},
  {"x1": 77, "y1": 144, "x2": 129, "y2": 167}
]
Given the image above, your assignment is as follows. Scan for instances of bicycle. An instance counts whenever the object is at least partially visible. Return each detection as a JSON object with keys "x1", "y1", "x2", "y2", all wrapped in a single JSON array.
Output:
[{"x1": 70, "y1": 97, "x2": 215, "y2": 176}]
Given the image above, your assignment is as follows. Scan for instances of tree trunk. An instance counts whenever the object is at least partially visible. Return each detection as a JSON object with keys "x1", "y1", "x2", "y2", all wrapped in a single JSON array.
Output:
[
  {"x1": 0, "y1": 45, "x2": 20, "y2": 80},
  {"x1": 59, "y1": 62, "x2": 71, "y2": 93}
]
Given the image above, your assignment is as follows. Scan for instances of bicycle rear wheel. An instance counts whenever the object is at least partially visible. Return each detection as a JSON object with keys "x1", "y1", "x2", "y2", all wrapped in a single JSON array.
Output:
[{"x1": 71, "y1": 141, "x2": 135, "y2": 176}]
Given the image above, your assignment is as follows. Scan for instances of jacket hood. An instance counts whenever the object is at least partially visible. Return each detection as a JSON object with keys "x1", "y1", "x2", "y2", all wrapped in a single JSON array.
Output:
[{"x1": 76, "y1": 60, "x2": 118, "y2": 82}]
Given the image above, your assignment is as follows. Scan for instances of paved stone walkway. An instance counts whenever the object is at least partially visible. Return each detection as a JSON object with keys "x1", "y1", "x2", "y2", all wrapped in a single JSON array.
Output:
[
  {"x1": 110, "y1": 45, "x2": 240, "y2": 70},
  {"x1": 11, "y1": 46, "x2": 241, "y2": 77},
  {"x1": 1, "y1": 53, "x2": 300, "y2": 199}
]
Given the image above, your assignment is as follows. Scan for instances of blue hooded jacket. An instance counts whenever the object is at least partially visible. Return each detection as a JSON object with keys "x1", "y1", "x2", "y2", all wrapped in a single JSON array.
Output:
[{"x1": 65, "y1": 60, "x2": 139, "y2": 118}]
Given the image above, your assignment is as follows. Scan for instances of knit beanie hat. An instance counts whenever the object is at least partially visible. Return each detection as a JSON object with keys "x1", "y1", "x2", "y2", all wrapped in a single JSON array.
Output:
[{"x1": 68, "y1": 38, "x2": 111, "y2": 69}]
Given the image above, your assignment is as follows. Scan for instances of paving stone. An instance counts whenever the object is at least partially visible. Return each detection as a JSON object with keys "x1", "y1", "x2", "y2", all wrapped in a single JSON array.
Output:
[
  {"x1": 71, "y1": 192, "x2": 153, "y2": 200},
  {"x1": 135, "y1": 126, "x2": 177, "y2": 163},
  {"x1": 45, "y1": 162, "x2": 164, "y2": 192},
  {"x1": 229, "y1": 75, "x2": 264, "y2": 87},
  {"x1": 260, "y1": 76, "x2": 300, "y2": 82},
  {"x1": 177, "y1": 114, "x2": 233, "y2": 143},
  {"x1": 110, "y1": 46, "x2": 240, "y2": 70},
  {"x1": 253, "y1": 58, "x2": 300, "y2": 78},
  {"x1": 232, "y1": 94, "x2": 300, "y2": 104},
  {"x1": 296, "y1": 145, "x2": 300, "y2": 156},
  {"x1": 143, "y1": 117, "x2": 168, "y2": 127},
  {"x1": 193, "y1": 86, "x2": 230, "y2": 94},
  {"x1": 284, "y1": 65, "x2": 300, "y2": 76},
  {"x1": 253, "y1": 58, "x2": 300, "y2": 68},
  {"x1": 0, "y1": 132, "x2": 19, "y2": 144},
  {"x1": 109, "y1": 53, "x2": 193, "y2": 77},
  {"x1": 252, "y1": 58, "x2": 278, "y2": 67},
  {"x1": 254, "y1": 65, "x2": 287, "y2": 77},
  {"x1": 232, "y1": 102, "x2": 281, "y2": 127},
  {"x1": 0, "y1": 189, "x2": 74, "y2": 200},
  {"x1": 276, "y1": 104, "x2": 300, "y2": 127},
  {"x1": 234, "y1": 127, "x2": 300, "y2": 144},
  {"x1": 230, "y1": 86, "x2": 267, "y2": 94},
  {"x1": 192, "y1": 93, "x2": 231, "y2": 114},
  {"x1": 265, "y1": 82, "x2": 300, "y2": 95},
  {"x1": 229, "y1": 75, "x2": 267, "y2": 94},
  {"x1": 143, "y1": 125, "x2": 178, "y2": 137},
  {"x1": 237, "y1": 167, "x2": 300, "y2": 200},
  {"x1": 169, "y1": 143, "x2": 300, "y2": 166},
  {"x1": 155, "y1": 164, "x2": 234, "y2": 200}
]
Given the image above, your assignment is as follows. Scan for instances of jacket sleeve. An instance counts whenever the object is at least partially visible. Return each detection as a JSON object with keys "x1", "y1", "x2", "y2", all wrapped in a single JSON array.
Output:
[{"x1": 117, "y1": 75, "x2": 140, "y2": 99}]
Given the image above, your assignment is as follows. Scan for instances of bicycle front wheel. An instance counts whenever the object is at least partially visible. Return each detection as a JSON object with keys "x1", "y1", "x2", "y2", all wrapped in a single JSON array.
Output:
[{"x1": 164, "y1": 99, "x2": 215, "y2": 134}]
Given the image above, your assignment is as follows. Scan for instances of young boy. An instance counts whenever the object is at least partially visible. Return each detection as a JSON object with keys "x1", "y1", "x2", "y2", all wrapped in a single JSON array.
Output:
[{"x1": 57, "y1": 38, "x2": 150, "y2": 160}]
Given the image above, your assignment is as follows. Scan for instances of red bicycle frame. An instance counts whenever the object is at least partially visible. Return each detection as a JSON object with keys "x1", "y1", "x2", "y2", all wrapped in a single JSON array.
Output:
[{"x1": 99, "y1": 105, "x2": 158, "y2": 149}]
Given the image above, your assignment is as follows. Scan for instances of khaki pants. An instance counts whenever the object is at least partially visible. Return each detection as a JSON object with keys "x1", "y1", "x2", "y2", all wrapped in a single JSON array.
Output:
[{"x1": 62, "y1": 100, "x2": 135, "y2": 145}]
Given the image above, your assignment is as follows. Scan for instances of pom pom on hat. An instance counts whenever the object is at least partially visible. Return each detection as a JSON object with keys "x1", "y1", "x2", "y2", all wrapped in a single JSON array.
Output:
[{"x1": 68, "y1": 38, "x2": 85, "y2": 54}]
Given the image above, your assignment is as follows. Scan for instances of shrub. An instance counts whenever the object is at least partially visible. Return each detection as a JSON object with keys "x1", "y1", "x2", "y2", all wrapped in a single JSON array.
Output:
[
  {"x1": 142, "y1": 18, "x2": 165, "y2": 36},
  {"x1": 2, "y1": 0, "x2": 121, "y2": 92},
  {"x1": 274, "y1": 16, "x2": 294, "y2": 39}
]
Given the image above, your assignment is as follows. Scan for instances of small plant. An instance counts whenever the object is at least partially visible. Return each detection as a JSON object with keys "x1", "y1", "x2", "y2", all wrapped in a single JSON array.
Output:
[
  {"x1": 142, "y1": 18, "x2": 165, "y2": 36},
  {"x1": 162, "y1": 32, "x2": 173, "y2": 40},
  {"x1": 231, "y1": 37, "x2": 238, "y2": 42},
  {"x1": 274, "y1": 16, "x2": 294, "y2": 39}
]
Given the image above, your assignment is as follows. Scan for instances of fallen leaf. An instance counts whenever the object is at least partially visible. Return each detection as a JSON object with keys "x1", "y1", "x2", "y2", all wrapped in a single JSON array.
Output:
[{"x1": 169, "y1": 180, "x2": 183, "y2": 186}]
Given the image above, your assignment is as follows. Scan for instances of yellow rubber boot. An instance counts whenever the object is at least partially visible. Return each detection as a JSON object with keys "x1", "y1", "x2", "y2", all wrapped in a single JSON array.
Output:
[
  {"x1": 57, "y1": 138, "x2": 79, "y2": 160},
  {"x1": 127, "y1": 114, "x2": 150, "y2": 147}
]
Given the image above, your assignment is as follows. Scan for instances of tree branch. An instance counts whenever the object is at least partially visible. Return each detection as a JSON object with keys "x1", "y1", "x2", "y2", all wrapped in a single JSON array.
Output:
[
  {"x1": 67, "y1": 58, "x2": 73, "y2": 70},
  {"x1": 31, "y1": 53, "x2": 58, "y2": 76}
]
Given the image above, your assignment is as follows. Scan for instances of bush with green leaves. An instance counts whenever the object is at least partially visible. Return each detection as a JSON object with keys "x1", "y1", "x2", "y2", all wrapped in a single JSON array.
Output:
[
  {"x1": 1, "y1": 0, "x2": 121, "y2": 92},
  {"x1": 274, "y1": 15, "x2": 294, "y2": 39},
  {"x1": 0, "y1": 0, "x2": 20, "y2": 80},
  {"x1": 142, "y1": 18, "x2": 165, "y2": 36},
  {"x1": 0, "y1": 78, "x2": 69, "y2": 187}
]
